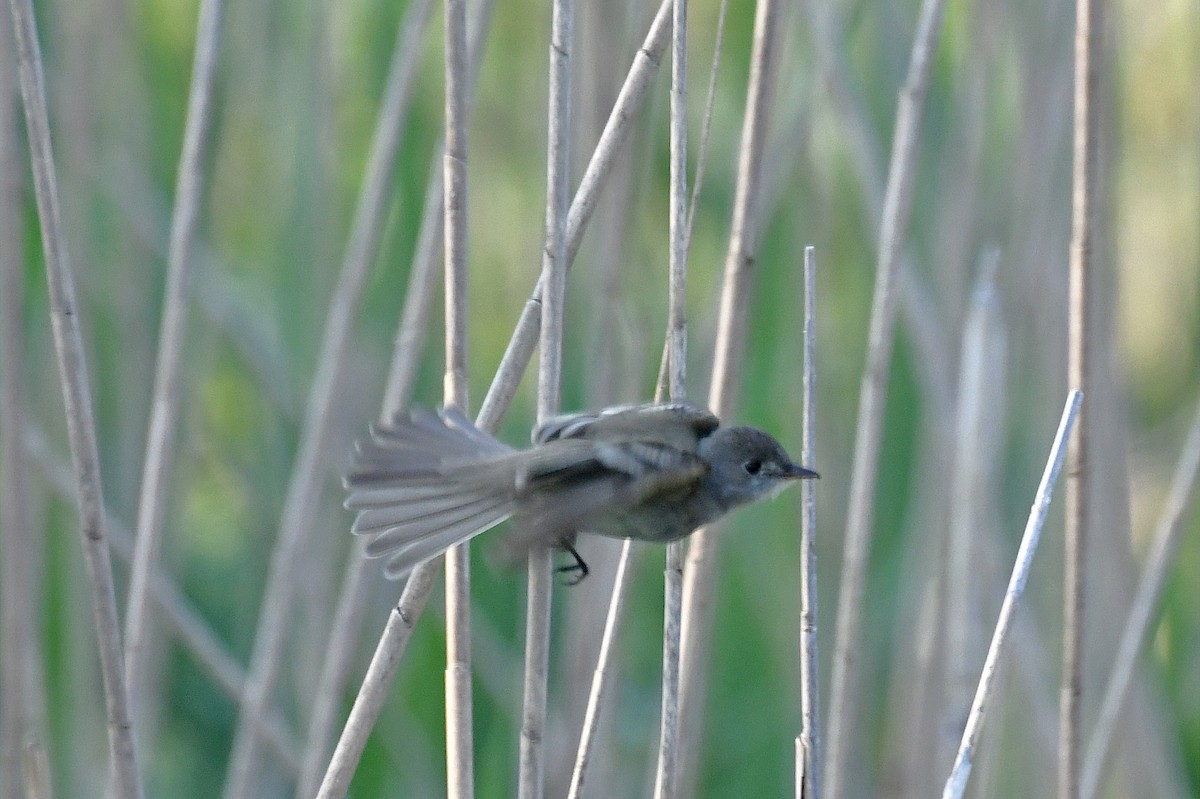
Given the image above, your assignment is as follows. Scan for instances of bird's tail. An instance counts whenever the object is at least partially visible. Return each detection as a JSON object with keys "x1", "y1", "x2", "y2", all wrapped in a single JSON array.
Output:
[{"x1": 345, "y1": 407, "x2": 517, "y2": 579}]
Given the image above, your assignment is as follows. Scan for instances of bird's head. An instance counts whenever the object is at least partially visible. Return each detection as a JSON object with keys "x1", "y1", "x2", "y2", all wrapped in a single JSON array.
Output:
[{"x1": 699, "y1": 425, "x2": 819, "y2": 508}]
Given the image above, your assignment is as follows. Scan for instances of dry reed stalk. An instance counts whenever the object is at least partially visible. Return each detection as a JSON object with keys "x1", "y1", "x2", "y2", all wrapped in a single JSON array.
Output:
[
  {"x1": 219, "y1": 0, "x2": 436, "y2": 791},
  {"x1": 1062, "y1": 0, "x2": 1101, "y2": 794},
  {"x1": 476, "y1": 0, "x2": 672, "y2": 427},
  {"x1": 6, "y1": 0, "x2": 142, "y2": 793},
  {"x1": 122, "y1": 0, "x2": 225, "y2": 723},
  {"x1": 519, "y1": 0, "x2": 574, "y2": 793},
  {"x1": 676, "y1": 0, "x2": 782, "y2": 780},
  {"x1": 942, "y1": 390, "x2": 1082, "y2": 799},
  {"x1": 653, "y1": 1, "x2": 687, "y2": 794},
  {"x1": 798, "y1": 245, "x2": 821, "y2": 799},
  {"x1": 571, "y1": 1, "x2": 729, "y2": 767},
  {"x1": 683, "y1": 0, "x2": 729, "y2": 255},
  {"x1": 0, "y1": 27, "x2": 35, "y2": 799},
  {"x1": 319, "y1": 3, "x2": 672, "y2": 791},
  {"x1": 798, "y1": 0, "x2": 952, "y2": 412},
  {"x1": 1079, "y1": 396, "x2": 1200, "y2": 799},
  {"x1": 316, "y1": 563, "x2": 440, "y2": 798},
  {"x1": 821, "y1": 1, "x2": 947, "y2": 796},
  {"x1": 795, "y1": 736, "x2": 807, "y2": 799},
  {"x1": 298, "y1": 0, "x2": 496, "y2": 789},
  {"x1": 565, "y1": 539, "x2": 635, "y2": 799},
  {"x1": 442, "y1": 0, "x2": 474, "y2": 791},
  {"x1": 23, "y1": 427, "x2": 302, "y2": 771},
  {"x1": 940, "y1": 255, "x2": 1004, "y2": 776},
  {"x1": 294, "y1": 155, "x2": 444, "y2": 799}
]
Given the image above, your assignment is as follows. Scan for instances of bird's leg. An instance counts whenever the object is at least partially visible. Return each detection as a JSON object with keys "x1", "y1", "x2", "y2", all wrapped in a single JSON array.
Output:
[{"x1": 555, "y1": 540, "x2": 589, "y2": 585}]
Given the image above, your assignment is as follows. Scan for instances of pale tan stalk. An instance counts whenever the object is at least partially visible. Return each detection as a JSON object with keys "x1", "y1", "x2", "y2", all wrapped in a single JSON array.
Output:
[
  {"x1": 23, "y1": 427, "x2": 302, "y2": 771},
  {"x1": 297, "y1": 1, "x2": 497, "y2": 791},
  {"x1": 939, "y1": 255, "x2": 1003, "y2": 776},
  {"x1": 676, "y1": 0, "x2": 782, "y2": 780},
  {"x1": 1079, "y1": 397, "x2": 1200, "y2": 799},
  {"x1": 295, "y1": 156, "x2": 443, "y2": 799},
  {"x1": 316, "y1": 564, "x2": 440, "y2": 799},
  {"x1": 124, "y1": 0, "x2": 224, "y2": 721},
  {"x1": 442, "y1": 0, "x2": 474, "y2": 791},
  {"x1": 653, "y1": 1, "x2": 687, "y2": 796},
  {"x1": 0, "y1": 29, "x2": 39, "y2": 796},
  {"x1": 798, "y1": 246, "x2": 821, "y2": 799},
  {"x1": 565, "y1": 539, "x2": 635, "y2": 799},
  {"x1": 942, "y1": 391, "x2": 1082, "y2": 799},
  {"x1": 520, "y1": 0, "x2": 573, "y2": 793},
  {"x1": 6, "y1": 0, "x2": 142, "y2": 793},
  {"x1": 477, "y1": 0, "x2": 672, "y2": 422},
  {"x1": 682, "y1": 0, "x2": 729, "y2": 255},
  {"x1": 799, "y1": 0, "x2": 952, "y2": 411},
  {"x1": 219, "y1": 0, "x2": 435, "y2": 792},
  {"x1": 319, "y1": 4, "x2": 671, "y2": 791},
  {"x1": 1062, "y1": 0, "x2": 1101, "y2": 793},
  {"x1": 822, "y1": 1, "x2": 947, "y2": 796},
  {"x1": 795, "y1": 736, "x2": 807, "y2": 799}
]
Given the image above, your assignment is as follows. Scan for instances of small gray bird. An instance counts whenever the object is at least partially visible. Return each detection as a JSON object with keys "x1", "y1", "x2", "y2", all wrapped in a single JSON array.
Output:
[{"x1": 345, "y1": 402, "x2": 818, "y2": 581}]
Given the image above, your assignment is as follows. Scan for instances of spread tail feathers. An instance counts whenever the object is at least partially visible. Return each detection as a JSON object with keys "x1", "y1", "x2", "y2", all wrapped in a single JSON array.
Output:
[{"x1": 345, "y1": 407, "x2": 517, "y2": 579}]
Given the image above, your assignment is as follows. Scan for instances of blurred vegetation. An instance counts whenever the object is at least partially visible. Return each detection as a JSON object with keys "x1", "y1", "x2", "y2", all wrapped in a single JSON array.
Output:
[{"x1": 1, "y1": 0, "x2": 1198, "y2": 796}]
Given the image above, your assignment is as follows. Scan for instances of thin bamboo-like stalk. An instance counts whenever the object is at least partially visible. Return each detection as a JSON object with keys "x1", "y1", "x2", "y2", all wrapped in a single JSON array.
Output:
[
  {"x1": 0, "y1": 32, "x2": 38, "y2": 797},
  {"x1": 564, "y1": 0, "x2": 669, "y2": 266},
  {"x1": 1062, "y1": 0, "x2": 1101, "y2": 794},
  {"x1": 317, "y1": 562, "x2": 439, "y2": 798},
  {"x1": 565, "y1": 539, "x2": 634, "y2": 799},
  {"x1": 442, "y1": 0, "x2": 474, "y2": 792},
  {"x1": 683, "y1": 0, "x2": 728, "y2": 255},
  {"x1": 567, "y1": 66, "x2": 735, "y2": 781},
  {"x1": 798, "y1": 245, "x2": 821, "y2": 799},
  {"x1": 123, "y1": 0, "x2": 224, "y2": 720},
  {"x1": 939, "y1": 255, "x2": 1003, "y2": 777},
  {"x1": 319, "y1": 6, "x2": 672, "y2": 791},
  {"x1": 942, "y1": 390, "x2": 1083, "y2": 799},
  {"x1": 653, "y1": 2, "x2": 687, "y2": 796},
  {"x1": 1079, "y1": 396, "x2": 1200, "y2": 799},
  {"x1": 382, "y1": 158, "x2": 445, "y2": 418},
  {"x1": 220, "y1": 0, "x2": 434, "y2": 792},
  {"x1": 821, "y1": 1, "x2": 947, "y2": 796},
  {"x1": 294, "y1": 157, "x2": 443, "y2": 799},
  {"x1": 23, "y1": 427, "x2": 302, "y2": 772},
  {"x1": 665, "y1": 0, "x2": 686, "y2": 407},
  {"x1": 315, "y1": 367, "x2": 532, "y2": 798},
  {"x1": 519, "y1": 0, "x2": 573, "y2": 794},
  {"x1": 297, "y1": 4, "x2": 496, "y2": 792},
  {"x1": 6, "y1": 0, "x2": 142, "y2": 793},
  {"x1": 799, "y1": 0, "x2": 952, "y2": 414},
  {"x1": 476, "y1": 0, "x2": 672, "y2": 424},
  {"x1": 676, "y1": 0, "x2": 781, "y2": 779}
]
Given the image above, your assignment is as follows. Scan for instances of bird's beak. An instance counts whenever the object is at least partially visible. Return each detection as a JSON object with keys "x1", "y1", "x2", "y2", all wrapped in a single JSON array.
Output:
[{"x1": 782, "y1": 462, "x2": 820, "y2": 480}]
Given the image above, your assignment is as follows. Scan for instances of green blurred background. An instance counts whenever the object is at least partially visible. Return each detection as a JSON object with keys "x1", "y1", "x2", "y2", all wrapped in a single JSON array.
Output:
[{"x1": 1, "y1": 0, "x2": 1198, "y2": 795}]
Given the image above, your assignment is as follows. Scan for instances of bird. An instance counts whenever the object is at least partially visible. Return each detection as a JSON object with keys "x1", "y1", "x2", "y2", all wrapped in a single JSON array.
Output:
[{"x1": 344, "y1": 402, "x2": 818, "y2": 582}]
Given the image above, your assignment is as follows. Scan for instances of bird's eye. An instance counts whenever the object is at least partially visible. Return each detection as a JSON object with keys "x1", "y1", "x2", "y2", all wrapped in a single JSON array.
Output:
[{"x1": 743, "y1": 459, "x2": 762, "y2": 476}]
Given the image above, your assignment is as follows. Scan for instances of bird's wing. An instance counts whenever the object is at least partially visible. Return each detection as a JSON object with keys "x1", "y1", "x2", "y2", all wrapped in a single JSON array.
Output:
[
  {"x1": 505, "y1": 437, "x2": 708, "y2": 550},
  {"x1": 532, "y1": 402, "x2": 719, "y2": 452}
]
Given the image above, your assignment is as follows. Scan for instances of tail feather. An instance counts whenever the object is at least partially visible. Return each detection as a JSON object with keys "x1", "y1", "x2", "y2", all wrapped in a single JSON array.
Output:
[
  {"x1": 378, "y1": 502, "x2": 516, "y2": 579},
  {"x1": 354, "y1": 491, "x2": 505, "y2": 536},
  {"x1": 345, "y1": 481, "x2": 472, "y2": 510},
  {"x1": 346, "y1": 406, "x2": 518, "y2": 578}
]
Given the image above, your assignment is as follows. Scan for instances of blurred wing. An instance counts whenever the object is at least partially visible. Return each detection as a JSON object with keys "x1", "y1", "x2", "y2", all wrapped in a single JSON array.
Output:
[
  {"x1": 503, "y1": 438, "x2": 708, "y2": 552},
  {"x1": 532, "y1": 402, "x2": 719, "y2": 452}
]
